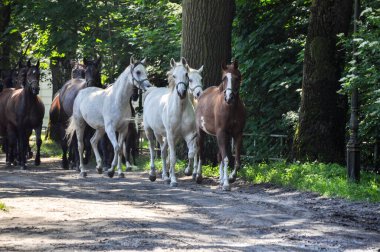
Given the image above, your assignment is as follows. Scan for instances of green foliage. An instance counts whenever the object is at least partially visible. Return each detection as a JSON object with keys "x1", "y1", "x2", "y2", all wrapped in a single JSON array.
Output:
[
  {"x1": 10, "y1": 0, "x2": 181, "y2": 85},
  {"x1": 233, "y1": 0, "x2": 310, "y2": 160},
  {"x1": 205, "y1": 161, "x2": 380, "y2": 202},
  {"x1": 340, "y1": 0, "x2": 380, "y2": 167}
]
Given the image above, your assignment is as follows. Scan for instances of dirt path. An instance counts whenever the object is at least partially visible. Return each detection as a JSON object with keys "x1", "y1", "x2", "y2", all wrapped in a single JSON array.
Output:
[{"x1": 1, "y1": 157, "x2": 379, "y2": 251}]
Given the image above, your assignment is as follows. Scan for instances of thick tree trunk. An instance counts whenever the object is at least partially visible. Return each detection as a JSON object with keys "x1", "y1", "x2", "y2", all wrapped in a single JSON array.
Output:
[
  {"x1": 294, "y1": 0, "x2": 353, "y2": 164},
  {"x1": 181, "y1": 0, "x2": 235, "y2": 164},
  {"x1": 0, "y1": 2, "x2": 11, "y2": 70}
]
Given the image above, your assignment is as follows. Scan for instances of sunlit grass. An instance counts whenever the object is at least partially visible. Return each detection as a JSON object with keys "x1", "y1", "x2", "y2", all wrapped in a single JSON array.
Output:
[
  {"x1": 29, "y1": 133, "x2": 61, "y2": 158},
  {"x1": 205, "y1": 161, "x2": 380, "y2": 202},
  {"x1": 0, "y1": 202, "x2": 8, "y2": 212}
]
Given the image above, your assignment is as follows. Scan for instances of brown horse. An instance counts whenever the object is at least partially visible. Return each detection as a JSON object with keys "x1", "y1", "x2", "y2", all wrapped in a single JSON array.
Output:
[
  {"x1": 195, "y1": 60, "x2": 246, "y2": 191},
  {"x1": 1, "y1": 60, "x2": 45, "y2": 169},
  {"x1": 54, "y1": 57, "x2": 101, "y2": 169}
]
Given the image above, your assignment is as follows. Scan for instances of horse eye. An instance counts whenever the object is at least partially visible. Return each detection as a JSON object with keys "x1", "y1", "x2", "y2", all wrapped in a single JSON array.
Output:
[
  {"x1": 185, "y1": 73, "x2": 189, "y2": 78},
  {"x1": 136, "y1": 70, "x2": 141, "y2": 75},
  {"x1": 189, "y1": 79, "x2": 193, "y2": 83},
  {"x1": 173, "y1": 75, "x2": 176, "y2": 79}
]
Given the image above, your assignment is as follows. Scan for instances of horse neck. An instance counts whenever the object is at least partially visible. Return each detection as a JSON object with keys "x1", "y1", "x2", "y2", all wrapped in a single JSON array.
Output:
[
  {"x1": 20, "y1": 87, "x2": 37, "y2": 109},
  {"x1": 168, "y1": 87, "x2": 190, "y2": 116},
  {"x1": 112, "y1": 67, "x2": 134, "y2": 109}
]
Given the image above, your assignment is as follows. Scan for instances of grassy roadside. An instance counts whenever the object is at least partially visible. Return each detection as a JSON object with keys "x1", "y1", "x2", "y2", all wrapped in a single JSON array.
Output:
[
  {"x1": 0, "y1": 202, "x2": 8, "y2": 212},
  {"x1": 203, "y1": 161, "x2": 380, "y2": 203}
]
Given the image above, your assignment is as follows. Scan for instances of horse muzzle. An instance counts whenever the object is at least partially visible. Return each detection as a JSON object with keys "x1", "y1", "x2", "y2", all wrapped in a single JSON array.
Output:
[
  {"x1": 32, "y1": 86, "x2": 40, "y2": 95},
  {"x1": 224, "y1": 94, "x2": 235, "y2": 104},
  {"x1": 142, "y1": 80, "x2": 152, "y2": 91}
]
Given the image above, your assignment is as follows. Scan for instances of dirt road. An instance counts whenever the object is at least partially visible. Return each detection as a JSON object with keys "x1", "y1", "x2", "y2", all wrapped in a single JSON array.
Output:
[{"x1": 1, "y1": 157, "x2": 379, "y2": 251}]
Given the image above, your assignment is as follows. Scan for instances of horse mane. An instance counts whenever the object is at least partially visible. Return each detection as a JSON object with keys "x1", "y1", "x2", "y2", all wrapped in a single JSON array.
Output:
[{"x1": 112, "y1": 65, "x2": 131, "y2": 89}]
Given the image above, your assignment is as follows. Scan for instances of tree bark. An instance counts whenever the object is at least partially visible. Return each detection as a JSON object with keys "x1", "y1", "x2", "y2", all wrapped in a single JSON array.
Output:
[
  {"x1": 294, "y1": 0, "x2": 353, "y2": 164},
  {"x1": 181, "y1": 0, "x2": 235, "y2": 164},
  {"x1": 0, "y1": 2, "x2": 11, "y2": 70}
]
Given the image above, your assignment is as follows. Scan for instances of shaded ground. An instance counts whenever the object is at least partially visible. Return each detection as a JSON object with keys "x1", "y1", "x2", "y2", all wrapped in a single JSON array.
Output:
[{"x1": 0, "y1": 156, "x2": 380, "y2": 251}]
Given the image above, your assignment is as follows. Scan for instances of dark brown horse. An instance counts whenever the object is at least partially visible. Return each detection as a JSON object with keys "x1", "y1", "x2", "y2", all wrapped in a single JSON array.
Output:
[
  {"x1": 195, "y1": 60, "x2": 246, "y2": 191},
  {"x1": 1, "y1": 60, "x2": 45, "y2": 169},
  {"x1": 52, "y1": 57, "x2": 101, "y2": 169}
]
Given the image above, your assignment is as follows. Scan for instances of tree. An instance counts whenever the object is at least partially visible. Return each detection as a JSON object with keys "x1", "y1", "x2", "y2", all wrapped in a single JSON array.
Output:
[
  {"x1": 181, "y1": 0, "x2": 235, "y2": 164},
  {"x1": 294, "y1": 0, "x2": 353, "y2": 164},
  {"x1": 0, "y1": 1, "x2": 11, "y2": 70}
]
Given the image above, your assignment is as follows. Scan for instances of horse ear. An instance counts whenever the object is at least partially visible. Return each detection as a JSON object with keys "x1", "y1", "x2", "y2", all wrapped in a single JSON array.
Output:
[
  {"x1": 197, "y1": 65, "x2": 204, "y2": 73},
  {"x1": 83, "y1": 57, "x2": 88, "y2": 66},
  {"x1": 170, "y1": 58, "x2": 176, "y2": 68},
  {"x1": 181, "y1": 57, "x2": 188, "y2": 66},
  {"x1": 141, "y1": 58, "x2": 146, "y2": 65},
  {"x1": 27, "y1": 59, "x2": 31, "y2": 68},
  {"x1": 36, "y1": 60, "x2": 40, "y2": 68},
  {"x1": 130, "y1": 55, "x2": 135, "y2": 65},
  {"x1": 232, "y1": 59, "x2": 238, "y2": 69},
  {"x1": 221, "y1": 62, "x2": 228, "y2": 71}
]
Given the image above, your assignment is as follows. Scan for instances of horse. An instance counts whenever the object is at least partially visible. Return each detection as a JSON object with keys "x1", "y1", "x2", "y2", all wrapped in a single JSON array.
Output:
[
  {"x1": 195, "y1": 60, "x2": 246, "y2": 191},
  {"x1": 100, "y1": 85, "x2": 140, "y2": 171},
  {"x1": 143, "y1": 58, "x2": 203, "y2": 187},
  {"x1": 66, "y1": 56, "x2": 151, "y2": 178},
  {"x1": 54, "y1": 58, "x2": 101, "y2": 169},
  {"x1": 1, "y1": 60, "x2": 45, "y2": 169}
]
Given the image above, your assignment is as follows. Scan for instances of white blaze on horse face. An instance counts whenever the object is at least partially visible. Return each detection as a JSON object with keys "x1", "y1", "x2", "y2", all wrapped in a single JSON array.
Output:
[{"x1": 225, "y1": 73, "x2": 233, "y2": 101}]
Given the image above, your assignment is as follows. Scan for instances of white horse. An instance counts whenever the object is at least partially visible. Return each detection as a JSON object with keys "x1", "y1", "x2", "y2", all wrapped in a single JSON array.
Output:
[
  {"x1": 143, "y1": 58, "x2": 203, "y2": 187},
  {"x1": 66, "y1": 57, "x2": 151, "y2": 178}
]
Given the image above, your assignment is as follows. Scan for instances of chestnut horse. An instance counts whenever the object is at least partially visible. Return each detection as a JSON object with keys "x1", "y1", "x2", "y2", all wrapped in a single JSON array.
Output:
[
  {"x1": 195, "y1": 60, "x2": 245, "y2": 191},
  {"x1": 0, "y1": 60, "x2": 45, "y2": 169},
  {"x1": 55, "y1": 58, "x2": 101, "y2": 169}
]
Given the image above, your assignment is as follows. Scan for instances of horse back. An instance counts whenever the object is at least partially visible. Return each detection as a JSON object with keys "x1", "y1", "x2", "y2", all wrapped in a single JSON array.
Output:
[
  {"x1": 0, "y1": 88, "x2": 15, "y2": 134},
  {"x1": 59, "y1": 78, "x2": 86, "y2": 117}
]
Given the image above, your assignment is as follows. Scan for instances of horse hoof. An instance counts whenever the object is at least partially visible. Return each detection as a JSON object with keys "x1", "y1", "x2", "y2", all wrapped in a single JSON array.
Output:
[
  {"x1": 107, "y1": 170, "x2": 115, "y2": 178},
  {"x1": 125, "y1": 167, "x2": 132, "y2": 172},
  {"x1": 164, "y1": 178, "x2": 171, "y2": 184},
  {"x1": 21, "y1": 165, "x2": 27, "y2": 170},
  {"x1": 28, "y1": 151, "x2": 33, "y2": 159},
  {"x1": 184, "y1": 169, "x2": 192, "y2": 176},
  {"x1": 62, "y1": 162, "x2": 69, "y2": 170},
  {"x1": 6, "y1": 161, "x2": 11, "y2": 166},
  {"x1": 192, "y1": 173, "x2": 197, "y2": 181},
  {"x1": 196, "y1": 174, "x2": 203, "y2": 184},
  {"x1": 97, "y1": 167, "x2": 103, "y2": 174},
  {"x1": 149, "y1": 175, "x2": 157, "y2": 182},
  {"x1": 80, "y1": 172, "x2": 87, "y2": 178},
  {"x1": 118, "y1": 173, "x2": 125, "y2": 178},
  {"x1": 34, "y1": 159, "x2": 41, "y2": 166},
  {"x1": 229, "y1": 176, "x2": 237, "y2": 183},
  {"x1": 222, "y1": 185, "x2": 231, "y2": 191},
  {"x1": 13, "y1": 161, "x2": 18, "y2": 166},
  {"x1": 170, "y1": 181, "x2": 178, "y2": 187}
]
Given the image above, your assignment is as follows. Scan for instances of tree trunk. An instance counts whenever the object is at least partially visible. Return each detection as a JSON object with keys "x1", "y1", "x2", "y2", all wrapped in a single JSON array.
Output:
[
  {"x1": 294, "y1": 0, "x2": 353, "y2": 164},
  {"x1": 50, "y1": 57, "x2": 72, "y2": 97},
  {"x1": 181, "y1": 0, "x2": 235, "y2": 164},
  {"x1": 0, "y1": 2, "x2": 11, "y2": 70}
]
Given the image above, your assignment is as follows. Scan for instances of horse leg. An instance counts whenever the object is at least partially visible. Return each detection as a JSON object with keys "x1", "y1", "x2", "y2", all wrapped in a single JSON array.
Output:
[
  {"x1": 229, "y1": 133, "x2": 242, "y2": 183},
  {"x1": 90, "y1": 129, "x2": 105, "y2": 174},
  {"x1": 123, "y1": 135, "x2": 132, "y2": 172},
  {"x1": 105, "y1": 127, "x2": 119, "y2": 178},
  {"x1": 195, "y1": 129, "x2": 205, "y2": 183},
  {"x1": 83, "y1": 127, "x2": 92, "y2": 165},
  {"x1": 167, "y1": 133, "x2": 178, "y2": 187},
  {"x1": 217, "y1": 151, "x2": 223, "y2": 186},
  {"x1": 216, "y1": 130, "x2": 230, "y2": 191},
  {"x1": 75, "y1": 122, "x2": 87, "y2": 177},
  {"x1": 116, "y1": 132, "x2": 126, "y2": 178},
  {"x1": 34, "y1": 126, "x2": 42, "y2": 166},
  {"x1": 17, "y1": 127, "x2": 27, "y2": 170},
  {"x1": 184, "y1": 133, "x2": 197, "y2": 177},
  {"x1": 60, "y1": 124, "x2": 69, "y2": 169},
  {"x1": 156, "y1": 136, "x2": 169, "y2": 183},
  {"x1": 3, "y1": 136, "x2": 10, "y2": 166},
  {"x1": 26, "y1": 129, "x2": 33, "y2": 159},
  {"x1": 145, "y1": 128, "x2": 157, "y2": 182}
]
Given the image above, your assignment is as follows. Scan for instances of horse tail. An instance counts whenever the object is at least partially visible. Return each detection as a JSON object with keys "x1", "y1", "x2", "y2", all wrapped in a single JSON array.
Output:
[{"x1": 65, "y1": 116, "x2": 76, "y2": 146}]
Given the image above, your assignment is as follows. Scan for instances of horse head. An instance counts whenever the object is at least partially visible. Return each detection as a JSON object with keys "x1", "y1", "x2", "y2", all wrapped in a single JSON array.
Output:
[
  {"x1": 188, "y1": 65, "x2": 204, "y2": 99},
  {"x1": 168, "y1": 57, "x2": 190, "y2": 100},
  {"x1": 70, "y1": 60, "x2": 86, "y2": 79},
  {"x1": 16, "y1": 60, "x2": 28, "y2": 88},
  {"x1": 129, "y1": 56, "x2": 151, "y2": 91},
  {"x1": 220, "y1": 60, "x2": 242, "y2": 105},
  {"x1": 83, "y1": 57, "x2": 102, "y2": 88},
  {"x1": 25, "y1": 59, "x2": 41, "y2": 95}
]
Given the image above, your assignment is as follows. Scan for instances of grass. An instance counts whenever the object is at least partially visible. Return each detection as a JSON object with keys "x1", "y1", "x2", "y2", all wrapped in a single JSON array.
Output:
[
  {"x1": 29, "y1": 133, "x2": 61, "y2": 158},
  {"x1": 0, "y1": 202, "x2": 8, "y2": 212},
  {"x1": 203, "y1": 161, "x2": 380, "y2": 202}
]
